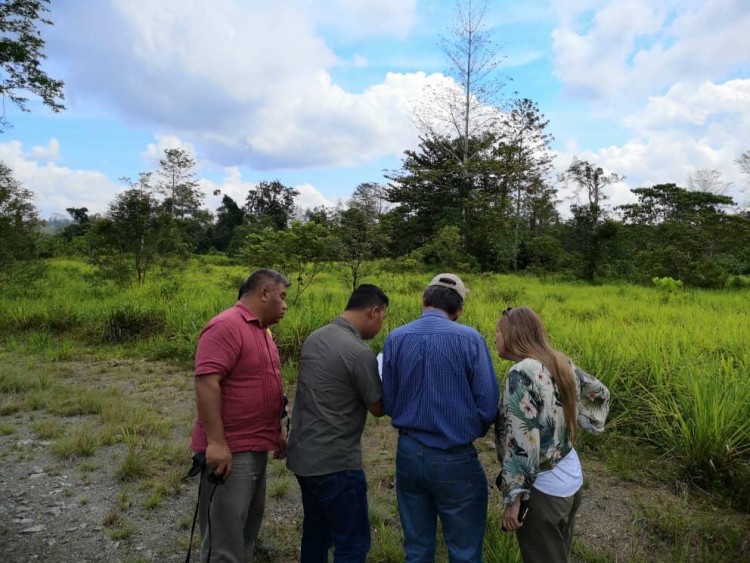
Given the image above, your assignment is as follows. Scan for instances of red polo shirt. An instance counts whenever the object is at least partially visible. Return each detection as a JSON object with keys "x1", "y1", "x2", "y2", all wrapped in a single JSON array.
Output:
[{"x1": 190, "y1": 302, "x2": 284, "y2": 453}]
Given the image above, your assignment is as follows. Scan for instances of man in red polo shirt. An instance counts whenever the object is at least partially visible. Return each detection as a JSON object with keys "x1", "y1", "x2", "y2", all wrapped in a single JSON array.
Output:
[{"x1": 191, "y1": 268, "x2": 290, "y2": 563}]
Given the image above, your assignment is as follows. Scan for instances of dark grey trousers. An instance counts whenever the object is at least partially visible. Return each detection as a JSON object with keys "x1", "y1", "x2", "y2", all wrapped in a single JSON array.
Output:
[
  {"x1": 516, "y1": 487, "x2": 583, "y2": 563},
  {"x1": 199, "y1": 451, "x2": 268, "y2": 563}
]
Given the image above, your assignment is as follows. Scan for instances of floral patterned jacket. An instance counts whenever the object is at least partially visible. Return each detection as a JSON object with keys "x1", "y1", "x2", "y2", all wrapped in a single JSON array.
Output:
[{"x1": 494, "y1": 358, "x2": 610, "y2": 505}]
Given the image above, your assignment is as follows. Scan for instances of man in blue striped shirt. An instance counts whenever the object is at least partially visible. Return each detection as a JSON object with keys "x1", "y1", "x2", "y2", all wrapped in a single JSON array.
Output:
[{"x1": 382, "y1": 273, "x2": 499, "y2": 562}]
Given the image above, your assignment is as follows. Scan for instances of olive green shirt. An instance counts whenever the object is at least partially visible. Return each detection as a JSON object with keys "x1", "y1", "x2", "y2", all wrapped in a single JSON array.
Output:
[{"x1": 286, "y1": 316, "x2": 382, "y2": 476}]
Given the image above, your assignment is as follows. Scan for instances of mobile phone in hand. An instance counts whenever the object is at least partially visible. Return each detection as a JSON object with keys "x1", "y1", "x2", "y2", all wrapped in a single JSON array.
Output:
[
  {"x1": 502, "y1": 499, "x2": 530, "y2": 531},
  {"x1": 518, "y1": 499, "x2": 530, "y2": 522}
]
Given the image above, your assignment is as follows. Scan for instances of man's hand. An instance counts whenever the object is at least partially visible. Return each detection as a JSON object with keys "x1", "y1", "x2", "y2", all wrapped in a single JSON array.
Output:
[
  {"x1": 502, "y1": 496, "x2": 523, "y2": 531},
  {"x1": 195, "y1": 374, "x2": 231, "y2": 478},
  {"x1": 273, "y1": 431, "x2": 288, "y2": 460},
  {"x1": 206, "y1": 441, "x2": 233, "y2": 479}
]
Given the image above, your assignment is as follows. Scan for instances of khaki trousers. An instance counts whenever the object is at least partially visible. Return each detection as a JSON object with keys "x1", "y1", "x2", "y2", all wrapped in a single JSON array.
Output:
[
  {"x1": 199, "y1": 451, "x2": 268, "y2": 563},
  {"x1": 516, "y1": 487, "x2": 583, "y2": 563}
]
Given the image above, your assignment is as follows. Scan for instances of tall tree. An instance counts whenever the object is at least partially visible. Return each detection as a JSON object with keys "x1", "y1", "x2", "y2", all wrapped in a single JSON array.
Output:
[
  {"x1": 736, "y1": 150, "x2": 750, "y2": 178},
  {"x1": 386, "y1": 134, "x2": 493, "y2": 258},
  {"x1": 414, "y1": 0, "x2": 507, "y2": 170},
  {"x1": 335, "y1": 183, "x2": 389, "y2": 291},
  {"x1": 495, "y1": 98, "x2": 555, "y2": 269},
  {"x1": 617, "y1": 183, "x2": 744, "y2": 287},
  {"x1": 155, "y1": 148, "x2": 203, "y2": 219},
  {"x1": 0, "y1": 0, "x2": 65, "y2": 130},
  {"x1": 620, "y1": 183, "x2": 734, "y2": 225},
  {"x1": 245, "y1": 180, "x2": 298, "y2": 230},
  {"x1": 60, "y1": 206, "x2": 90, "y2": 243},
  {"x1": 212, "y1": 194, "x2": 245, "y2": 252},
  {"x1": 242, "y1": 220, "x2": 336, "y2": 303},
  {"x1": 560, "y1": 157, "x2": 623, "y2": 223},
  {"x1": 560, "y1": 158, "x2": 623, "y2": 281},
  {"x1": 0, "y1": 161, "x2": 39, "y2": 280},
  {"x1": 91, "y1": 178, "x2": 186, "y2": 284},
  {"x1": 687, "y1": 168, "x2": 731, "y2": 195}
]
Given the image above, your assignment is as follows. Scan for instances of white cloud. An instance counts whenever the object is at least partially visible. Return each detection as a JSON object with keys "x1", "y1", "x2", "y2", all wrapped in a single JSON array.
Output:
[
  {"x1": 142, "y1": 135, "x2": 197, "y2": 164},
  {"x1": 29, "y1": 138, "x2": 61, "y2": 162},
  {"x1": 555, "y1": 79, "x2": 750, "y2": 209},
  {"x1": 624, "y1": 80, "x2": 750, "y2": 131},
  {"x1": 294, "y1": 183, "x2": 338, "y2": 210},
  {"x1": 308, "y1": 0, "x2": 418, "y2": 38},
  {"x1": 549, "y1": 1, "x2": 750, "y2": 208},
  {"x1": 47, "y1": 0, "x2": 427, "y2": 171},
  {"x1": 0, "y1": 140, "x2": 120, "y2": 218},
  {"x1": 199, "y1": 168, "x2": 337, "y2": 216},
  {"x1": 551, "y1": 1, "x2": 750, "y2": 103}
]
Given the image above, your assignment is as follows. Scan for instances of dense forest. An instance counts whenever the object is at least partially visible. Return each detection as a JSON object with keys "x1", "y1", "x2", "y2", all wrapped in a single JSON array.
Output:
[{"x1": 2, "y1": 140, "x2": 749, "y2": 291}]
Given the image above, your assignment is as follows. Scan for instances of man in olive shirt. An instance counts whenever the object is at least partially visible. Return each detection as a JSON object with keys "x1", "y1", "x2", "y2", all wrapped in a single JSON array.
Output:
[{"x1": 286, "y1": 284, "x2": 389, "y2": 563}]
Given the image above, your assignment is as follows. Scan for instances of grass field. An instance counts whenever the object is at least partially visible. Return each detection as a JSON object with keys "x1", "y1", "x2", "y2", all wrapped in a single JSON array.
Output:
[{"x1": 1, "y1": 257, "x2": 749, "y2": 561}]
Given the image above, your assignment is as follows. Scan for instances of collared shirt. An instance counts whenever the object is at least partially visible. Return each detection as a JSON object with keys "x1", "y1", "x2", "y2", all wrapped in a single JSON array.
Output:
[
  {"x1": 190, "y1": 301, "x2": 284, "y2": 453},
  {"x1": 494, "y1": 358, "x2": 610, "y2": 505},
  {"x1": 287, "y1": 316, "x2": 382, "y2": 476},
  {"x1": 382, "y1": 309, "x2": 499, "y2": 449}
]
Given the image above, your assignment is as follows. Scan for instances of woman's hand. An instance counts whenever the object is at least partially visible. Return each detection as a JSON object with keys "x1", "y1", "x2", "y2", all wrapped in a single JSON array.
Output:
[{"x1": 503, "y1": 495, "x2": 524, "y2": 531}]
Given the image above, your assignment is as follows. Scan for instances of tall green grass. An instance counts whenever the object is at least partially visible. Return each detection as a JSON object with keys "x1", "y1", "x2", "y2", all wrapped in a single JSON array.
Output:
[{"x1": 2, "y1": 258, "x2": 749, "y2": 505}]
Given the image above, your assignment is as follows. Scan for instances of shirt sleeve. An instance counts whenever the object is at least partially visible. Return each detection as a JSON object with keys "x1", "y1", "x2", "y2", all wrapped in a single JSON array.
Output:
[
  {"x1": 351, "y1": 348, "x2": 383, "y2": 406},
  {"x1": 498, "y1": 364, "x2": 540, "y2": 506},
  {"x1": 469, "y1": 333, "x2": 499, "y2": 434},
  {"x1": 381, "y1": 337, "x2": 396, "y2": 416},
  {"x1": 574, "y1": 366, "x2": 611, "y2": 433},
  {"x1": 194, "y1": 319, "x2": 241, "y2": 377}
]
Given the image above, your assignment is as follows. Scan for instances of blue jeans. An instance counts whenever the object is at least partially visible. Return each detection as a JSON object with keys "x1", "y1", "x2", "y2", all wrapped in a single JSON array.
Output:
[
  {"x1": 296, "y1": 469, "x2": 371, "y2": 563},
  {"x1": 396, "y1": 434, "x2": 488, "y2": 562}
]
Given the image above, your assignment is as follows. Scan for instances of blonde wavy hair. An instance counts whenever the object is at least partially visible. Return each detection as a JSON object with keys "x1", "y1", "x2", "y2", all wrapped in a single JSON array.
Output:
[{"x1": 497, "y1": 306, "x2": 578, "y2": 443}]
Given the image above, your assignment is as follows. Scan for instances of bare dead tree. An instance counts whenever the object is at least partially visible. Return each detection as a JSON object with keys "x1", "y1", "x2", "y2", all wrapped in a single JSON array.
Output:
[{"x1": 412, "y1": 0, "x2": 509, "y2": 168}]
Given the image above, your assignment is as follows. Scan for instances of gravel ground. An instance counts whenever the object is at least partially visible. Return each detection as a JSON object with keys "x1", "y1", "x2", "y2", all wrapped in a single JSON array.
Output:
[
  {"x1": 1, "y1": 358, "x2": 748, "y2": 562},
  {"x1": 0, "y1": 417, "x2": 194, "y2": 562}
]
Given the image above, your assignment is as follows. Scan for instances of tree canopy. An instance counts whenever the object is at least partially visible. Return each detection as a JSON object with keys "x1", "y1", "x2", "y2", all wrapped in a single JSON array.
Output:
[{"x1": 0, "y1": 0, "x2": 65, "y2": 130}]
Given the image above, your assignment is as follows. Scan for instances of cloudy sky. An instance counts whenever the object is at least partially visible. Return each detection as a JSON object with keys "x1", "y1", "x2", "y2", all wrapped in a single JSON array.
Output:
[{"x1": 3, "y1": 0, "x2": 749, "y2": 218}]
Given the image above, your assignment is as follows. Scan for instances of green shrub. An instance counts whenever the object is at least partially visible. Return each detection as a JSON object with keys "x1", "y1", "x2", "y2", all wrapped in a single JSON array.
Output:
[
  {"x1": 103, "y1": 305, "x2": 167, "y2": 343},
  {"x1": 725, "y1": 275, "x2": 750, "y2": 289},
  {"x1": 652, "y1": 276, "x2": 683, "y2": 302}
]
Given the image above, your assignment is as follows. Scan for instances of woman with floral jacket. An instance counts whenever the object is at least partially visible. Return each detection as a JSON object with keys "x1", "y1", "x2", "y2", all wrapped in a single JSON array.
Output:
[{"x1": 494, "y1": 307, "x2": 610, "y2": 563}]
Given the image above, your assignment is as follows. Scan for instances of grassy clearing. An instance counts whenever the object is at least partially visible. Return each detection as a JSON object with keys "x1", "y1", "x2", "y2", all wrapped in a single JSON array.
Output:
[{"x1": 1, "y1": 258, "x2": 749, "y2": 560}]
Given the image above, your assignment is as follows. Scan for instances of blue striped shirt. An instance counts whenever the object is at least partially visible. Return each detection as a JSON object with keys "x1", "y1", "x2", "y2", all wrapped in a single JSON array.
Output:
[{"x1": 382, "y1": 309, "x2": 499, "y2": 449}]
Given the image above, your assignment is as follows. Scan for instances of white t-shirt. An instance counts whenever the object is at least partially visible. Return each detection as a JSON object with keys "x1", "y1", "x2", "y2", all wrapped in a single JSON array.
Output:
[{"x1": 533, "y1": 447, "x2": 583, "y2": 498}]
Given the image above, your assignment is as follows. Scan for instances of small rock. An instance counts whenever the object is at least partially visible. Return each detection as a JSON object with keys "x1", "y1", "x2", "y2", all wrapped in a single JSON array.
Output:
[
  {"x1": 29, "y1": 473, "x2": 46, "y2": 480},
  {"x1": 21, "y1": 525, "x2": 45, "y2": 533},
  {"x1": 19, "y1": 518, "x2": 33, "y2": 524}
]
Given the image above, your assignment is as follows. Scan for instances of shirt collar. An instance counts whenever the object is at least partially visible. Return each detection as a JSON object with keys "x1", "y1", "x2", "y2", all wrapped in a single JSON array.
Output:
[
  {"x1": 421, "y1": 308, "x2": 450, "y2": 320},
  {"x1": 234, "y1": 301, "x2": 261, "y2": 324},
  {"x1": 331, "y1": 315, "x2": 362, "y2": 340}
]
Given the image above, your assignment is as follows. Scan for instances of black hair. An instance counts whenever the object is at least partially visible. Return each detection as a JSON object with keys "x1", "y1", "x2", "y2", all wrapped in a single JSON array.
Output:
[
  {"x1": 345, "y1": 284, "x2": 389, "y2": 311},
  {"x1": 423, "y1": 285, "x2": 463, "y2": 315},
  {"x1": 238, "y1": 268, "x2": 291, "y2": 300}
]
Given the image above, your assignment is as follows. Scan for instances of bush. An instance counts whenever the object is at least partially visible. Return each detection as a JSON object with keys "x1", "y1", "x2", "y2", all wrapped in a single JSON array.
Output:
[
  {"x1": 102, "y1": 305, "x2": 167, "y2": 343},
  {"x1": 725, "y1": 275, "x2": 750, "y2": 289}
]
